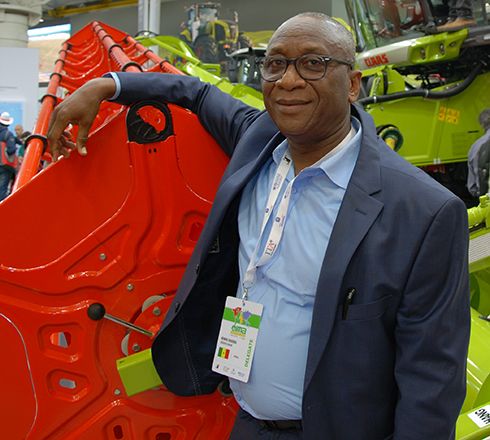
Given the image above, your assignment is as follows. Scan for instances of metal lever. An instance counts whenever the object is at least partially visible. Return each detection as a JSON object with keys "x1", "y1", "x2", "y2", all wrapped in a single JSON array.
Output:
[{"x1": 87, "y1": 303, "x2": 154, "y2": 337}]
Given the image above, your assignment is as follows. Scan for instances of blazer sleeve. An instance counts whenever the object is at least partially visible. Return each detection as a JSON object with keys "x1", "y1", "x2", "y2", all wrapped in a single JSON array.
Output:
[
  {"x1": 393, "y1": 196, "x2": 470, "y2": 439},
  {"x1": 111, "y1": 72, "x2": 263, "y2": 157}
]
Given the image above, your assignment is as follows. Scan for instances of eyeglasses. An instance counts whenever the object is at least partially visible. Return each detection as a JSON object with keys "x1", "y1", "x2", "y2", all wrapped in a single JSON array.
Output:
[{"x1": 257, "y1": 54, "x2": 354, "y2": 82}]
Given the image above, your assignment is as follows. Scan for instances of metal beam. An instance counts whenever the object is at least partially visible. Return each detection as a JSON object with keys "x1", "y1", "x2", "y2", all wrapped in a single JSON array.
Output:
[{"x1": 48, "y1": 0, "x2": 137, "y2": 18}]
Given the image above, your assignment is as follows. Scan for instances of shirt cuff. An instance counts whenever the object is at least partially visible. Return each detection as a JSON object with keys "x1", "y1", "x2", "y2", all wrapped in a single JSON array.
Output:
[{"x1": 102, "y1": 72, "x2": 121, "y2": 101}]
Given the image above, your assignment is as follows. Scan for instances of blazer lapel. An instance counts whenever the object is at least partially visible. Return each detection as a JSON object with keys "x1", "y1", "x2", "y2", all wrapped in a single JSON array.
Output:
[
  {"x1": 196, "y1": 131, "x2": 285, "y2": 260},
  {"x1": 304, "y1": 111, "x2": 384, "y2": 391}
]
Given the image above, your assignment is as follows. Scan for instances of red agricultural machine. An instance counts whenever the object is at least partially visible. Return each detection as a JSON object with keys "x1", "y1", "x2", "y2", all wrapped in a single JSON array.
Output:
[{"x1": 1, "y1": 22, "x2": 236, "y2": 439}]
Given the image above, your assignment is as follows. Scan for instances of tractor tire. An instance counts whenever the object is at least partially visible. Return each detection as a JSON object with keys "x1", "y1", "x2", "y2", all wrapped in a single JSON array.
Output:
[{"x1": 193, "y1": 35, "x2": 218, "y2": 63}]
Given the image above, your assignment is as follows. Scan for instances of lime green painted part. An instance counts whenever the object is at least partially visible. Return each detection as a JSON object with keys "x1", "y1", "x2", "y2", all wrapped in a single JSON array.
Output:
[
  {"x1": 366, "y1": 67, "x2": 406, "y2": 97},
  {"x1": 137, "y1": 35, "x2": 221, "y2": 76},
  {"x1": 456, "y1": 403, "x2": 490, "y2": 439},
  {"x1": 138, "y1": 35, "x2": 265, "y2": 110},
  {"x1": 184, "y1": 63, "x2": 264, "y2": 109},
  {"x1": 366, "y1": 71, "x2": 490, "y2": 166},
  {"x1": 458, "y1": 199, "x2": 490, "y2": 424},
  {"x1": 407, "y1": 30, "x2": 467, "y2": 66},
  {"x1": 242, "y1": 30, "x2": 273, "y2": 47},
  {"x1": 469, "y1": 195, "x2": 490, "y2": 231},
  {"x1": 116, "y1": 348, "x2": 162, "y2": 396},
  {"x1": 469, "y1": 261, "x2": 490, "y2": 317},
  {"x1": 462, "y1": 308, "x2": 490, "y2": 413},
  {"x1": 142, "y1": 35, "x2": 199, "y2": 61},
  {"x1": 222, "y1": 307, "x2": 261, "y2": 328}
]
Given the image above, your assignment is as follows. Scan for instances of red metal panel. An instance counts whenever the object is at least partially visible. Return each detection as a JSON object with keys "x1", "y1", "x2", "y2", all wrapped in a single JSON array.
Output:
[{"x1": 1, "y1": 21, "x2": 237, "y2": 440}]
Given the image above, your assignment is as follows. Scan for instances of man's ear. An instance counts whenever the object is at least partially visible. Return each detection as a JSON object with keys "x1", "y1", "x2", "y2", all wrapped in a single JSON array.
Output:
[{"x1": 348, "y1": 70, "x2": 362, "y2": 103}]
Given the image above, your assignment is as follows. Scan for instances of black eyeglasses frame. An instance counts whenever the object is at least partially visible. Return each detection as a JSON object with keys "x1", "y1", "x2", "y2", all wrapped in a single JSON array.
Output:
[{"x1": 257, "y1": 54, "x2": 354, "y2": 82}]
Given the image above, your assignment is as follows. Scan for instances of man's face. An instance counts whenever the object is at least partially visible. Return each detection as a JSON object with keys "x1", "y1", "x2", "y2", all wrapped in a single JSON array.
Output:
[
  {"x1": 262, "y1": 18, "x2": 361, "y2": 145},
  {"x1": 14, "y1": 125, "x2": 23, "y2": 137}
]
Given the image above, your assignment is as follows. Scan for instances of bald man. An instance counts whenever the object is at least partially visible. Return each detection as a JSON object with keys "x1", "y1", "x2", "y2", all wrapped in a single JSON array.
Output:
[{"x1": 48, "y1": 13, "x2": 469, "y2": 440}]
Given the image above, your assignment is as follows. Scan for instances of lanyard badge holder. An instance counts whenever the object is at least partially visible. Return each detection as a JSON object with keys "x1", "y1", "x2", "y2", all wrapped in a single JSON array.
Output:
[{"x1": 212, "y1": 153, "x2": 293, "y2": 383}]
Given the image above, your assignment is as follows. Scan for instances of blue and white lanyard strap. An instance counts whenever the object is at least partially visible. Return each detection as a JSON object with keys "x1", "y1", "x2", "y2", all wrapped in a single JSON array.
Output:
[
  {"x1": 242, "y1": 151, "x2": 294, "y2": 300},
  {"x1": 240, "y1": 125, "x2": 356, "y2": 300}
]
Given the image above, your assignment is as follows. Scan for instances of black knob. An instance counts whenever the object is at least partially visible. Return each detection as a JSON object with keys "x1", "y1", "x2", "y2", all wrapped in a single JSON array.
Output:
[{"x1": 87, "y1": 303, "x2": 106, "y2": 321}]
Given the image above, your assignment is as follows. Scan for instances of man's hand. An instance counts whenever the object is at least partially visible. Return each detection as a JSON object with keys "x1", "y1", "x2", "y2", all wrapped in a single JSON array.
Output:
[{"x1": 47, "y1": 77, "x2": 117, "y2": 162}]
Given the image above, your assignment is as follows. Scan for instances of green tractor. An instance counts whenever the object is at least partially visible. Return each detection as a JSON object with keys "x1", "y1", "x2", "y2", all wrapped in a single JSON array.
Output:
[
  {"x1": 346, "y1": 0, "x2": 490, "y2": 207},
  {"x1": 179, "y1": 2, "x2": 250, "y2": 65}
]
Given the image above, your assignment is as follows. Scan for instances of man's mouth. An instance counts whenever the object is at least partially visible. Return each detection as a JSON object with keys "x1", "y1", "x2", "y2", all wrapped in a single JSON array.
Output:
[{"x1": 275, "y1": 99, "x2": 311, "y2": 106}]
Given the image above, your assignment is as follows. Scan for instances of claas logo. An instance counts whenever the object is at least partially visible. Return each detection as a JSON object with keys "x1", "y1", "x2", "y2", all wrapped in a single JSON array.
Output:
[{"x1": 364, "y1": 54, "x2": 389, "y2": 67}]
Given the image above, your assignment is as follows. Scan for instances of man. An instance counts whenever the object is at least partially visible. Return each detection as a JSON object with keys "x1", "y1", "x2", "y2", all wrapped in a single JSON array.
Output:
[
  {"x1": 47, "y1": 13, "x2": 469, "y2": 439},
  {"x1": 467, "y1": 109, "x2": 490, "y2": 197},
  {"x1": 0, "y1": 111, "x2": 18, "y2": 201},
  {"x1": 14, "y1": 124, "x2": 23, "y2": 142},
  {"x1": 13, "y1": 124, "x2": 30, "y2": 167}
]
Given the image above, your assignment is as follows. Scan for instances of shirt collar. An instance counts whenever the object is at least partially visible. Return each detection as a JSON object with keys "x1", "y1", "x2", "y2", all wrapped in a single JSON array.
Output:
[{"x1": 271, "y1": 117, "x2": 362, "y2": 189}]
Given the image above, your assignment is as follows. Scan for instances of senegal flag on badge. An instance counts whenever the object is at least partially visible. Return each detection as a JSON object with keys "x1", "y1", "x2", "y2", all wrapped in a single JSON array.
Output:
[{"x1": 218, "y1": 347, "x2": 230, "y2": 359}]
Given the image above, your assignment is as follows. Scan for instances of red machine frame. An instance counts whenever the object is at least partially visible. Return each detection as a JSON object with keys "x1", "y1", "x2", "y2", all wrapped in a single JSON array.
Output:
[{"x1": 0, "y1": 21, "x2": 237, "y2": 440}]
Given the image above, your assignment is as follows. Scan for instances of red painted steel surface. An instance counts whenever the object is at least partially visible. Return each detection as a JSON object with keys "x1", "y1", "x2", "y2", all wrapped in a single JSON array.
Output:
[{"x1": 1, "y1": 21, "x2": 238, "y2": 439}]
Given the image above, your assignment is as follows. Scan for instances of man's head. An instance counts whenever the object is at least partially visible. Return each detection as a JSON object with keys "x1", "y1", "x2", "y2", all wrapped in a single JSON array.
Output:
[
  {"x1": 479, "y1": 109, "x2": 490, "y2": 131},
  {"x1": 14, "y1": 124, "x2": 23, "y2": 138},
  {"x1": 261, "y1": 13, "x2": 361, "y2": 146}
]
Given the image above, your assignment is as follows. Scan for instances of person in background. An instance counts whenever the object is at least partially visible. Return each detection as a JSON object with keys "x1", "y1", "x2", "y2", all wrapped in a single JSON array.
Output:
[
  {"x1": 0, "y1": 112, "x2": 18, "y2": 201},
  {"x1": 47, "y1": 12, "x2": 470, "y2": 439},
  {"x1": 437, "y1": 0, "x2": 476, "y2": 31},
  {"x1": 14, "y1": 124, "x2": 23, "y2": 143},
  {"x1": 17, "y1": 131, "x2": 31, "y2": 168},
  {"x1": 467, "y1": 109, "x2": 490, "y2": 197}
]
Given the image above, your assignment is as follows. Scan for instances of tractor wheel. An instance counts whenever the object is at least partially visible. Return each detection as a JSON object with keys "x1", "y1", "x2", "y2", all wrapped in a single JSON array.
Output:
[{"x1": 193, "y1": 35, "x2": 218, "y2": 63}]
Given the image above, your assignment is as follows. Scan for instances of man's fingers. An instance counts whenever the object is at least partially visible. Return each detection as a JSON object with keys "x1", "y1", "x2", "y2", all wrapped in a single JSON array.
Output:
[
  {"x1": 60, "y1": 134, "x2": 76, "y2": 150},
  {"x1": 76, "y1": 126, "x2": 89, "y2": 156},
  {"x1": 48, "y1": 108, "x2": 71, "y2": 162},
  {"x1": 60, "y1": 146, "x2": 71, "y2": 158}
]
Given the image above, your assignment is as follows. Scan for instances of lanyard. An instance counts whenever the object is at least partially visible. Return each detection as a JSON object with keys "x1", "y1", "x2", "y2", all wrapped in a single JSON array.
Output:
[
  {"x1": 242, "y1": 151, "x2": 293, "y2": 299},
  {"x1": 241, "y1": 126, "x2": 356, "y2": 300}
]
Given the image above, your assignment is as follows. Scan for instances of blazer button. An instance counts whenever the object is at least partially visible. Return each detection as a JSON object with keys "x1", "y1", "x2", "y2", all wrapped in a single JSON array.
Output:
[{"x1": 174, "y1": 302, "x2": 181, "y2": 314}]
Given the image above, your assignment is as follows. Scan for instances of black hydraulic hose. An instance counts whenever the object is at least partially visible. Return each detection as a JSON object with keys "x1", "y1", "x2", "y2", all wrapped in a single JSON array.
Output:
[{"x1": 357, "y1": 62, "x2": 483, "y2": 106}]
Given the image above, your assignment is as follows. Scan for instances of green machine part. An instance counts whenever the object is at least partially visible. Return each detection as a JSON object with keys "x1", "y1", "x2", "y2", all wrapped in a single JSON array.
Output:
[
  {"x1": 363, "y1": 67, "x2": 490, "y2": 167},
  {"x1": 357, "y1": 27, "x2": 489, "y2": 168},
  {"x1": 117, "y1": 348, "x2": 163, "y2": 396},
  {"x1": 457, "y1": 196, "x2": 490, "y2": 438},
  {"x1": 137, "y1": 35, "x2": 264, "y2": 110}
]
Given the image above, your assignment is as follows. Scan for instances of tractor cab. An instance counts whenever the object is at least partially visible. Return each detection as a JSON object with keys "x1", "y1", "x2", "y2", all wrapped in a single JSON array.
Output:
[
  {"x1": 345, "y1": 0, "x2": 490, "y2": 207},
  {"x1": 185, "y1": 3, "x2": 219, "y2": 42},
  {"x1": 346, "y1": 0, "x2": 490, "y2": 53}
]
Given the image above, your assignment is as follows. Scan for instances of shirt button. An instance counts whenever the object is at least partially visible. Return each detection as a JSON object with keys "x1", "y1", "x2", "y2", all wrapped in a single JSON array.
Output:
[
  {"x1": 174, "y1": 302, "x2": 181, "y2": 314},
  {"x1": 195, "y1": 264, "x2": 200, "y2": 274}
]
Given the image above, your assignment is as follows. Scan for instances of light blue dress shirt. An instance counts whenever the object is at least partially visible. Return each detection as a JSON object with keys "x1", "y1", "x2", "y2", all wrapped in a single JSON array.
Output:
[{"x1": 230, "y1": 117, "x2": 362, "y2": 420}]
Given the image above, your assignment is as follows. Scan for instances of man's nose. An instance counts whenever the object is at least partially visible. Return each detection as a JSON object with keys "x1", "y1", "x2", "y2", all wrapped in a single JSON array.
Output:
[{"x1": 276, "y1": 63, "x2": 306, "y2": 89}]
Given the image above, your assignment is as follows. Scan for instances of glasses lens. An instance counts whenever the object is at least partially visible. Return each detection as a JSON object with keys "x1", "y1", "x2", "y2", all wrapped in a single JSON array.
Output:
[
  {"x1": 260, "y1": 57, "x2": 287, "y2": 81},
  {"x1": 297, "y1": 55, "x2": 327, "y2": 80}
]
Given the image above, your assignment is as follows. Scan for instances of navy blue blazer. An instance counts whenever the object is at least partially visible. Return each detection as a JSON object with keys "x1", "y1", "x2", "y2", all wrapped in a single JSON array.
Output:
[{"x1": 115, "y1": 72, "x2": 470, "y2": 440}]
